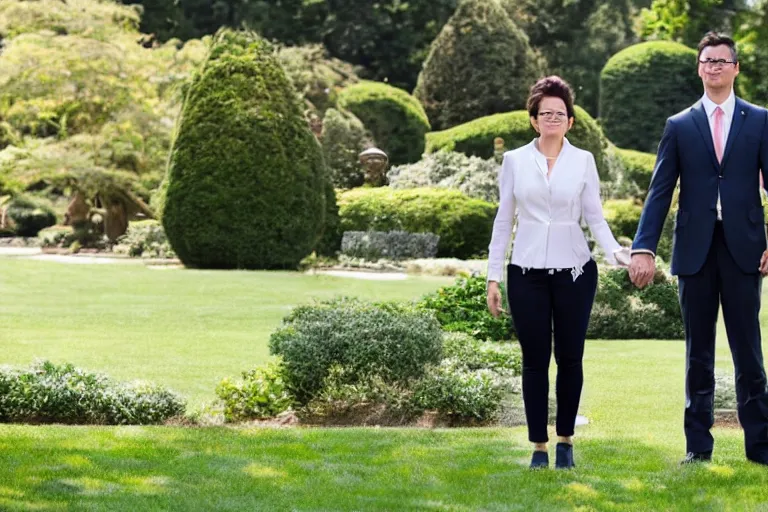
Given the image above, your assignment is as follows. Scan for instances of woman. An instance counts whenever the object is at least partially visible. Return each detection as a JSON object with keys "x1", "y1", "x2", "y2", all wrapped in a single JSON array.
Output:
[{"x1": 486, "y1": 76, "x2": 629, "y2": 469}]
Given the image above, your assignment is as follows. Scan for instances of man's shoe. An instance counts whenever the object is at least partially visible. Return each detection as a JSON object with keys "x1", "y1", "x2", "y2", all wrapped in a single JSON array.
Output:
[
  {"x1": 680, "y1": 451, "x2": 712, "y2": 465},
  {"x1": 555, "y1": 442, "x2": 575, "y2": 469},
  {"x1": 530, "y1": 450, "x2": 549, "y2": 469}
]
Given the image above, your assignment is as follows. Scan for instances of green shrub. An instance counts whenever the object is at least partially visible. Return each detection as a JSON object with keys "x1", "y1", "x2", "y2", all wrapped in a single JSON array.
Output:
[
  {"x1": 714, "y1": 371, "x2": 737, "y2": 410},
  {"x1": 0, "y1": 361, "x2": 185, "y2": 425},
  {"x1": 587, "y1": 267, "x2": 684, "y2": 340},
  {"x1": 603, "y1": 199, "x2": 643, "y2": 240},
  {"x1": 268, "y1": 298, "x2": 443, "y2": 404},
  {"x1": 616, "y1": 148, "x2": 656, "y2": 194},
  {"x1": 113, "y1": 219, "x2": 175, "y2": 259},
  {"x1": 413, "y1": 0, "x2": 542, "y2": 131},
  {"x1": 600, "y1": 41, "x2": 701, "y2": 152},
  {"x1": 216, "y1": 359, "x2": 294, "y2": 422},
  {"x1": 425, "y1": 106, "x2": 610, "y2": 179},
  {"x1": 387, "y1": 150, "x2": 500, "y2": 203},
  {"x1": 320, "y1": 108, "x2": 371, "y2": 189},
  {"x1": 442, "y1": 332, "x2": 521, "y2": 376},
  {"x1": 412, "y1": 360, "x2": 505, "y2": 422},
  {"x1": 418, "y1": 275, "x2": 514, "y2": 342},
  {"x1": 162, "y1": 29, "x2": 326, "y2": 269},
  {"x1": 337, "y1": 187, "x2": 497, "y2": 259},
  {"x1": 315, "y1": 181, "x2": 342, "y2": 257},
  {"x1": 337, "y1": 80, "x2": 430, "y2": 166},
  {"x1": 4, "y1": 194, "x2": 57, "y2": 237}
]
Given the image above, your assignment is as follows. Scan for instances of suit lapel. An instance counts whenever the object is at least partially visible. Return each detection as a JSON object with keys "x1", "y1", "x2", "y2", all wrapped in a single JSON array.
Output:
[
  {"x1": 720, "y1": 98, "x2": 747, "y2": 171},
  {"x1": 691, "y1": 101, "x2": 720, "y2": 172}
]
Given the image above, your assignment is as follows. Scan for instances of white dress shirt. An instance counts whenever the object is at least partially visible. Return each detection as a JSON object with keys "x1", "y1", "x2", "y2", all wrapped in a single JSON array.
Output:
[
  {"x1": 486, "y1": 138, "x2": 622, "y2": 283},
  {"x1": 701, "y1": 90, "x2": 735, "y2": 221}
]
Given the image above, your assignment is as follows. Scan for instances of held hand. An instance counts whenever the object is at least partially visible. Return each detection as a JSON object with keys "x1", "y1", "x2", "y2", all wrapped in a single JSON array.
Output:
[
  {"x1": 629, "y1": 253, "x2": 656, "y2": 288},
  {"x1": 760, "y1": 250, "x2": 768, "y2": 276},
  {"x1": 486, "y1": 281, "x2": 503, "y2": 318}
]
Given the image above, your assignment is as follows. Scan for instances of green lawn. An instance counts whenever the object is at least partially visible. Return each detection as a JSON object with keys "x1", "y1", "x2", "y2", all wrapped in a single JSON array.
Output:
[{"x1": 2, "y1": 258, "x2": 768, "y2": 511}]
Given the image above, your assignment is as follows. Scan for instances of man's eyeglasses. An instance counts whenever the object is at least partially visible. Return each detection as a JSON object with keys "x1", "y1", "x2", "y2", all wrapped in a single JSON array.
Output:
[
  {"x1": 699, "y1": 58, "x2": 737, "y2": 67},
  {"x1": 538, "y1": 111, "x2": 568, "y2": 122}
]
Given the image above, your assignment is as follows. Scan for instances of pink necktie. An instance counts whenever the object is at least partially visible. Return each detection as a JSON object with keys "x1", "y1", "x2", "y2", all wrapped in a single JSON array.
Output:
[{"x1": 713, "y1": 106, "x2": 724, "y2": 163}]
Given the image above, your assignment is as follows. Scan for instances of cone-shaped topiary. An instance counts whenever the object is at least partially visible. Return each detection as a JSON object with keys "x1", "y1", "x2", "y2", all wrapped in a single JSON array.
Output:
[
  {"x1": 162, "y1": 29, "x2": 327, "y2": 269},
  {"x1": 600, "y1": 41, "x2": 701, "y2": 153},
  {"x1": 413, "y1": 0, "x2": 543, "y2": 131}
]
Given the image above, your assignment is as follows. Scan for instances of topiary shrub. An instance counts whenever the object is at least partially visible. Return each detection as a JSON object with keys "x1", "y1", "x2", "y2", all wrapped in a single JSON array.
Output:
[
  {"x1": 337, "y1": 80, "x2": 429, "y2": 166},
  {"x1": 162, "y1": 29, "x2": 326, "y2": 269},
  {"x1": 413, "y1": 0, "x2": 542, "y2": 131},
  {"x1": 314, "y1": 181, "x2": 342, "y2": 257},
  {"x1": 269, "y1": 297, "x2": 443, "y2": 404},
  {"x1": 3, "y1": 194, "x2": 57, "y2": 237},
  {"x1": 425, "y1": 105, "x2": 610, "y2": 179},
  {"x1": 320, "y1": 108, "x2": 371, "y2": 189},
  {"x1": 587, "y1": 266, "x2": 684, "y2": 340},
  {"x1": 387, "y1": 150, "x2": 500, "y2": 203},
  {"x1": 337, "y1": 187, "x2": 497, "y2": 259},
  {"x1": 616, "y1": 148, "x2": 656, "y2": 195},
  {"x1": 603, "y1": 198, "x2": 643, "y2": 240},
  {"x1": 600, "y1": 41, "x2": 701, "y2": 153}
]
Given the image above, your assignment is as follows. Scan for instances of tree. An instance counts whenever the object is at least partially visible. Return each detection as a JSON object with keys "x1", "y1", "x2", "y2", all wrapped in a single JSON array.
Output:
[
  {"x1": 162, "y1": 29, "x2": 327, "y2": 269},
  {"x1": 414, "y1": 0, "x2": 542, "y2": 131},
  {"x1": 638, "y1": 0, "x2": 746, "y2": 46}
]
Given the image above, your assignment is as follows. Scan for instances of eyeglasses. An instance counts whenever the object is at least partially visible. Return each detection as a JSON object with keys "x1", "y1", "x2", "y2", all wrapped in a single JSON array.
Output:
[
  {"x1": 699, "y1": 58, "x2": 737, "y2": 68},
  {"x1": 538, "y1": 111, "x2": 568, "y2": 122}
]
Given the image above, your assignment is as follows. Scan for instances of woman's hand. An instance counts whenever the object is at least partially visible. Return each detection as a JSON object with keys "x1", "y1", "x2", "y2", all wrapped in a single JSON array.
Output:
[{"x1": 487, "y1": 281, "x2": 503, "y2": 318}]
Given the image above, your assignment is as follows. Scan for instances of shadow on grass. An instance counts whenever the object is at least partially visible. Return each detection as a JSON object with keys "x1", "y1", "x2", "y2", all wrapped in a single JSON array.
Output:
[{"x1": 0, "y1": 426, "x2": 767, "y2": 511}]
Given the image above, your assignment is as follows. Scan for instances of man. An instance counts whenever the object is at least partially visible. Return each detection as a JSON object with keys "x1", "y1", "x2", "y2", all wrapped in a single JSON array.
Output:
[{"x1": 629, "y1": 31, "x2": 768, "y2": 466}]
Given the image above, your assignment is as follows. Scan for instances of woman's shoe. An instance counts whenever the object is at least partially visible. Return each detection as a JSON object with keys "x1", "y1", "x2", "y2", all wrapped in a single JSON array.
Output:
[
  {"x1": 555, "y1": 442, "x2": 575, "y2": 469},
  {"x1": 530, "y1": 450, "x2": 549, "y2": 469}
]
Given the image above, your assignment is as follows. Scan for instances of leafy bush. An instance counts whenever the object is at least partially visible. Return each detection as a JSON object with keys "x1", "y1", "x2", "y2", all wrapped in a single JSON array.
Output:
[
  {"x1": 413, "y1": 0, "x2": 542, "y2": 131},
  {"x1": 425, "y1": 106, "x2": 610, "y2": 179},
  {"x1": 603, "y1": 199, "x2": 643, "y2": 240},
  {"x1": 315, "y1": 181, "x2": 342, "y2": 257},
  {"x1": 418, "y1": 275, "x2": 514, "y2": 342},
  {"x1": 320, "y1": 108, "x2": 371, "y2": 189},
  {"x1": 442, "y1": 332, "x2": 522, "y2": 376},
  {"x1": 341, "y1": 231, "x2": 440, "y2": 261},
  {"x1": 714, "y1": 371, "x2": 737, "y2": 410},
  {"x1": 0, "y1": 361, "x2": 185, "y2": 425},
  {"x1": 113, "y1": 220, "x2": 175, "y2": 259},
  {"x1": 162, "y1": 29, "x2": 326, "y2": 269},
  {"x1": 587, "y1": 267, "x2": 684, "y2": 340},
  {"x1": 337, "y1": 187, "x2": 497, "y2": 259},
  {"x1": 216, "y1": 359, "x2": 294, "y2": 422},
  {"x1": 3, "y1": 194, "x2": 57, "y2": 236},
  {"x1": 387, "y1": 150, "x2": 500, "y2": 202},
  {"x1": 616, "y1": 148, "x2": 656, "y2": 195},
  {"x1": 600, "y1": 41, "x2": 701, "y2": 153},
  {"x1": 337, "y1": 81, "x2": 430, "y2": 165},
  {"x1": 412, "y1": 360, "x2": 505, "y2": 421},
  {"x1": 269, "y1": 298, "x2": 443, "y2": 404}
]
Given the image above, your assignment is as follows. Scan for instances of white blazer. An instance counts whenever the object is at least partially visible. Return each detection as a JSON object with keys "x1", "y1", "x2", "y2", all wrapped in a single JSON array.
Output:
[{"x1": 486, "y1": 138, "x2": 623, "y2": 283}]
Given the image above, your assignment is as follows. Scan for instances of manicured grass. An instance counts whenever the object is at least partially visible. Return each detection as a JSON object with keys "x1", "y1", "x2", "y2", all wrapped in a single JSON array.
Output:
[
  {"x1": 0, "y1": 259, "x2": 453, "y2": 407},
  {"x1": 2, "y1": 257, "x2": 768, "y2": 510}
]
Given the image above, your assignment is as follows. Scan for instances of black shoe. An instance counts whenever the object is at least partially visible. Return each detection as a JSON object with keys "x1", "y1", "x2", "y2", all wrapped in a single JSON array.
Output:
[
  {"x1": 555, "y1": 442, "x2": 575, "y2": 469},
  {"x1": 530, "y1": 450, "x2": 549, "y2": 469},
  {"x1": 680, "y1": 451, "x2": 712, "y2": 465}
]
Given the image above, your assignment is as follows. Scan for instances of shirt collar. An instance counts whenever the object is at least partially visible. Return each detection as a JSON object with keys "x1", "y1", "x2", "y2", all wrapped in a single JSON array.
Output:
[{"x1": 701, "y1": 89, "x2": 735, "y2": 119}]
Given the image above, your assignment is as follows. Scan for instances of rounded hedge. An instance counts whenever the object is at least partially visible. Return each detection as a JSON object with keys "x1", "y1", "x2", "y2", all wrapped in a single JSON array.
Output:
[
  {"x1": 600, "y1": 41, "x2": 701, "y2": 153},
  {"x1": 425, "y1": 105, "x2": 610, "y2": 179},
  {"x1": 413, "y1": 0, "x2": 541, "y2": 131},
  {"x1": 5, "y1": 194, "x2": 57, "y2": 237},
  {"x1": 337, "y1": 80, "x2": 430, "y2": 166},
  {"x1": 603, "y1": 198, "x2": 643, "y2": 240},
  {"x1": 616, "y1": 148, "x2": 656, "y2": 196},
  {"x1": 162, "y1": 30, "x2": 326, "y2": 269},
  {"x1": 337, "y1": 187, "x2": 497, "y2": 259}
]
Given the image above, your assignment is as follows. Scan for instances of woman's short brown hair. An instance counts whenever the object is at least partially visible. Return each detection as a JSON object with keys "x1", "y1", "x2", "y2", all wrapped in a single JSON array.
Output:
[{"x1": 526, "y1": 75, "x2": 575, "y2": 120}]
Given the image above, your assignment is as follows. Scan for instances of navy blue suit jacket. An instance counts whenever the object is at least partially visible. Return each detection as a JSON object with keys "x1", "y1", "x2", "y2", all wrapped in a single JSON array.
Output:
[{"x1": 632, "y1": 97, "x2": 768, "y2": 276}]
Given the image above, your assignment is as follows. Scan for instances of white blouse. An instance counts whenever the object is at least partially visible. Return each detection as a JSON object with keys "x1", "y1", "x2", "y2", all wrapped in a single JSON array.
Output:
[{"x1": 486, "y1": 138, "x2": 622, "y2": 283}]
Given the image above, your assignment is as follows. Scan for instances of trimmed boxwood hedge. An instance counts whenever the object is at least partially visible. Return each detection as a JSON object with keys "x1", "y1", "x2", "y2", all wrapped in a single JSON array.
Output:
[
  {"x1": 425, "y1": 105, "x2": 610, "y2": 179},
  {"x1": 162, "y1": 29, "x2": 327, "y2": 269},
  {"x1": 600, "y1": 41, "x2": 701, "y2": 153},
  {"x1": 337, "y1": 80, "x2": 430, "y2": 166},
  {"x1": 337, "y1": 187, "x2": 497, "y2": 259}
]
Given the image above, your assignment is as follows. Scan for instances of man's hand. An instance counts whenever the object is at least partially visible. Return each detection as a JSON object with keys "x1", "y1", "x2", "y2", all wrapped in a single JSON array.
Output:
[
  {"x1": 629, "y1": 253, "x2": 656, "y2": 288},
  {"x1": 487, "y1": 281, "x2": 503, "y2": 318},
  {"x1": 760, "y1": 250, "x2": 768, "y2": 276}
]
